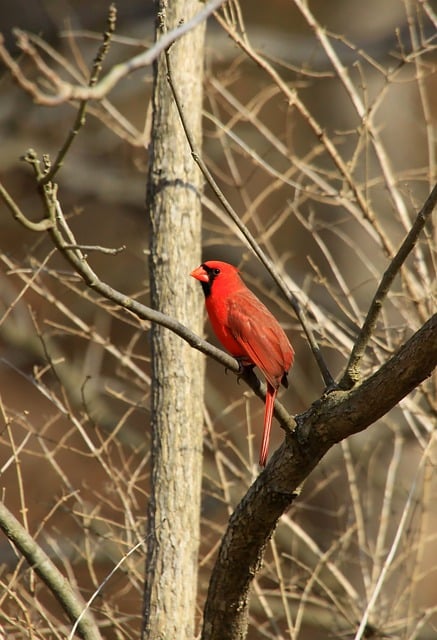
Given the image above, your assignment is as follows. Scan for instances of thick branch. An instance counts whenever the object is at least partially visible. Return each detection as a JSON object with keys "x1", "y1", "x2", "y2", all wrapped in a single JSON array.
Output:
[{"x1": 201, "y1": 314, "x2": 437, "y2": 640}]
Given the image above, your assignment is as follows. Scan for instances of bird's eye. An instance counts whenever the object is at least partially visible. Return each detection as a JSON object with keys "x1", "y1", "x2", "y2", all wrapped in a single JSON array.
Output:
[{"x1": 213, "y1": 268, "x2": 220, "y2": 275}]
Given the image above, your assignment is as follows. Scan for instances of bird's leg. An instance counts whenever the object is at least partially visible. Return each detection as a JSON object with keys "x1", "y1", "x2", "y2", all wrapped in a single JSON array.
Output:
[
  {"x1": 234, "y1": 357, "x2": 255, "y2": 385},
  {"x1": 224, "y1": 357, "x2": 246, "y2": 377},
  {"x1": 322, "y1": 380, "x2": 340, "y2": 396},
  {"x1": 224, "y1": 357, "x2": 253, "y2": 379}
]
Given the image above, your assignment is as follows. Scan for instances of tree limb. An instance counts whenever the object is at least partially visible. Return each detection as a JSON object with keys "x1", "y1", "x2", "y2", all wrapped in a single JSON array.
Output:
[{"x1": 39, "y1": 4, "x2": 118, "y2": 185}]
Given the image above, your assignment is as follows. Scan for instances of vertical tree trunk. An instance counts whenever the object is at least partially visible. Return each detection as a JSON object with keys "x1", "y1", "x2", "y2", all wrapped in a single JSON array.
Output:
[{"x1": 142, "y1": 1, "x2": 205, "y2": 639}]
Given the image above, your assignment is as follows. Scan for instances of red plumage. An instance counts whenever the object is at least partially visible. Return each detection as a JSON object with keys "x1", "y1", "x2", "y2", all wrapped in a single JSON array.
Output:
[{"x1": 191, "y1": 260, "x2": 294, "y2": 466}]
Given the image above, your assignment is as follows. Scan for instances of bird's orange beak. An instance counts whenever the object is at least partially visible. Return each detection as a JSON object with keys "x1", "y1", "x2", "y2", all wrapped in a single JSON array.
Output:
[{"x1": 190, "y1": 265, "x2": 209, "y2": 282}]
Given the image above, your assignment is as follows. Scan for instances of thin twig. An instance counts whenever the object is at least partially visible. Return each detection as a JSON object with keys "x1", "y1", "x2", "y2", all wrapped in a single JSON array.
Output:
[
  {"x1": 341, "y1": 183, "x2": 437, "y2": 388},
  {"x1": 353, "y1": 453, "x2": 425, "y2": 640},
  {"x1": 62, "y1": 244, "x2": 126, "y2": 255},
  {"x1": 39, "y1": 4, "x2": 118, "y2": 184},
  {"x1": 292, "y1": 0, "x2": 411, "y2": 231},
  {"x1": 213, "y1": 12, "x2": 381, "y2": 252},
  {"x1": 68, "y1": 538, "x2": 145, "y2": 640},
  {"x1": 0, "y1": 180, "x2": 53, "y2": 231}
]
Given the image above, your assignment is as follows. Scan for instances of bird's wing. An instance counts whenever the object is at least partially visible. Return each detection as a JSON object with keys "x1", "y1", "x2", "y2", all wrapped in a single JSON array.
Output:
[{"x1": 226, "y1": 290, "x2": 292, "y2": 388}]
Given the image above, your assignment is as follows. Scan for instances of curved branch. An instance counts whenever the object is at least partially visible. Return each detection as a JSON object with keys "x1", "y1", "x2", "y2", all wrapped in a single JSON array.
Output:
[
  {"x1": 0, "y1": 0, "x2": 226, "y2": 106},
  {"x1": 0, "y1": 180, "x2": 53, "y2": 231},
  {"x1": 201, "y1": 313, "x2": 437, "y2": 640}
]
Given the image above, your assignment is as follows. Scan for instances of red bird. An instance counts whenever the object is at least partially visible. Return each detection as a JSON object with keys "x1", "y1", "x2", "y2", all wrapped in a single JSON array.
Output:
[{"x1": 191, "y1": 260, "x2": 294, "y2": 466}]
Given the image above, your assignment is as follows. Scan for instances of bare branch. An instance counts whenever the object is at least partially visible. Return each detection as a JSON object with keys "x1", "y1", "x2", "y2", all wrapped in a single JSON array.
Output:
[
  {"x1": 292, "y1": 0, "x2": 412, "y2": 228},
  {"x1": 0, "y1": 180, "x2": 53, "y2": 231},
  {"x1": 0, "y1": 501, "x2": 102, "y2": 640},
  {"x1": 61, "y1": 243, "x2": 126, "y2": 255},
  {"x1": 39, "y1": 4, "x2": 118, "y2": 184},
  {"x1": 68, "y1": 538, "x2": 145, "y2": 640},
  {"x1": 341, "y1": 183, "x2": 437, "y2": 388}
]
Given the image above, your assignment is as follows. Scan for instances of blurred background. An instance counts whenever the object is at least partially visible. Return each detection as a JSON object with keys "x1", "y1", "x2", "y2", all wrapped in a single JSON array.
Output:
[{"x1": 0, "y1": 1, "x2": 436, "y2": 638}]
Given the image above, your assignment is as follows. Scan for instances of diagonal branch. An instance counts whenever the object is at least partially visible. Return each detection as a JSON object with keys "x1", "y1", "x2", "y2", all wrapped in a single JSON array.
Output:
[
  {"x1": 39, "y1": 4, "x2": 118, "y2": 184},
  {"x1": 340, "y1": 183, "x2": 437, "y2": 389},
  {"x1": 0, "y1": 501, "x2": 102, "y2": 640}
]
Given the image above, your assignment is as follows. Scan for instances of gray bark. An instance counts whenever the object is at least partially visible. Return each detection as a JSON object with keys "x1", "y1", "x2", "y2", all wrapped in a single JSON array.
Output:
[{"x1": 142, "y1": 1, "x2": 205, "y2": 638}]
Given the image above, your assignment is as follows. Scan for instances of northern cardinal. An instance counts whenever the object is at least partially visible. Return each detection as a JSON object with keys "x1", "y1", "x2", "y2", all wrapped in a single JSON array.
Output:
[{"x1": 191, "y1": 260, "x2": 294, "y2": 466}]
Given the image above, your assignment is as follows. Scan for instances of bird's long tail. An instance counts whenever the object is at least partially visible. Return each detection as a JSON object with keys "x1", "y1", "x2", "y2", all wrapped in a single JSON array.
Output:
[{"x1": 259, "y1": 383, "x2": 277, "y2": 467}]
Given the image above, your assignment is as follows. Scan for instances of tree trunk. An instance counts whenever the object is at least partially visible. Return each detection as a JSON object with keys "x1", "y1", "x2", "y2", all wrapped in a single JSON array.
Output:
[{"x1": 142, "y1": 1, "x2": 205, "y2": 638}]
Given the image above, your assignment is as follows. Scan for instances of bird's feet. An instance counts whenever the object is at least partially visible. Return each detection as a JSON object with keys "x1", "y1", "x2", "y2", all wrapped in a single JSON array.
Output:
[{"x1": 235, "y1": 359, "x2": 256, "y2": 385}]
